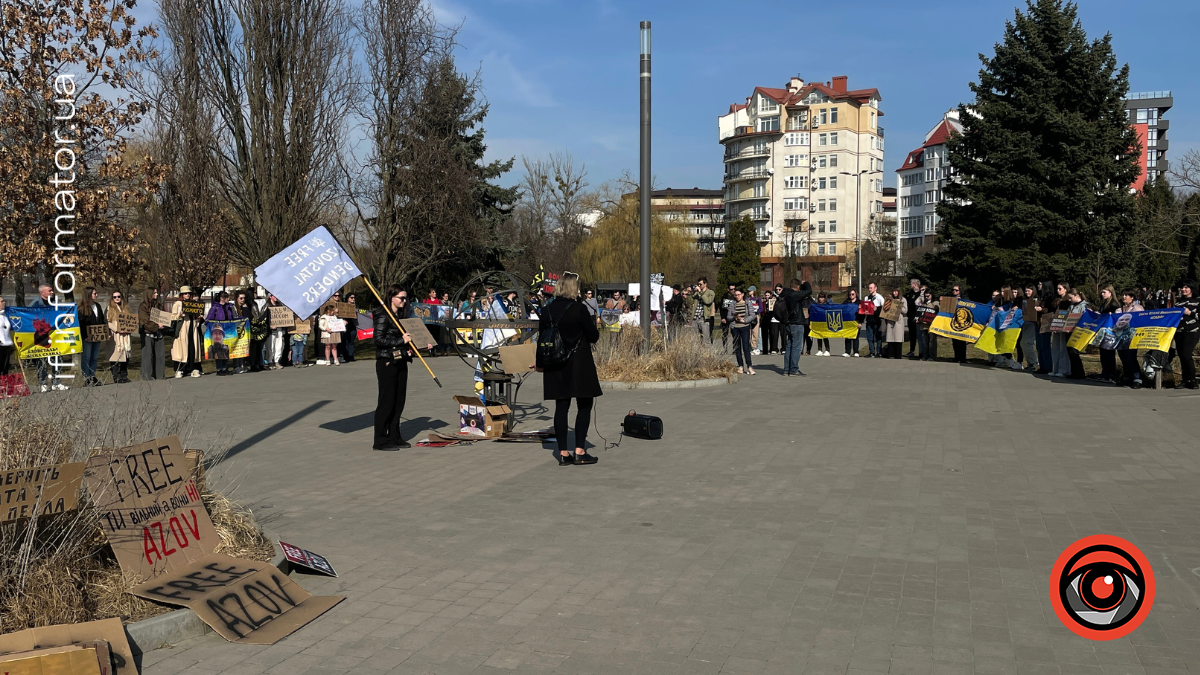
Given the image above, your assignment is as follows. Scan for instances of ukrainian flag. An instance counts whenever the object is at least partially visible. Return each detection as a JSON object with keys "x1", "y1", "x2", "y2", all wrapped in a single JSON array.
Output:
[
  {"x1": 1066, "y1": 309, "x2": 1105, "y2": 351},
  {"x1": 929, "y1": 298, "x2": 991, "y2": 343},
  {"x1": 808, "y1": 304, "x2": 859, "y2": 339},
  {"x1": 976, "y1": 307, "x2": 1023, "y2": 355}
]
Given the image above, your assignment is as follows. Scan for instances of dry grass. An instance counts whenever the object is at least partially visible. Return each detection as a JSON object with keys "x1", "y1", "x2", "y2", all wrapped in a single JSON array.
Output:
[
  {"x1": 595, "y1": 328, "x2": 737, "y2": 382},
  {"x1": 0, "y1": 387, "x2": 272, "y2": 633}
]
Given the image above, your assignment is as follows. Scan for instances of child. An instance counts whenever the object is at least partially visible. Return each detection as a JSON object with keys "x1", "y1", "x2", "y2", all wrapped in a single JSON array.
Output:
[
  {"x1": 318, "y1": 304, "x2": 342, "y2": 366},
  {"x1": 291, "y1": 330, "x2": 310, "y2": 367}
]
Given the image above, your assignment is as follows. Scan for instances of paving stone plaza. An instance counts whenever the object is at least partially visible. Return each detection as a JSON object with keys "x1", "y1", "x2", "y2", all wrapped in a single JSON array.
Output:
[{"x1": 140, "y1": 353, "x2": 1200, "y2": 675}]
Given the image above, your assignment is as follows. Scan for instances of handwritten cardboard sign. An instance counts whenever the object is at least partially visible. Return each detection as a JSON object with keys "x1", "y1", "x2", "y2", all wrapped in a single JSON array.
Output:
[
  {"x1": 879, "y1": 300, "x2": 902, "y2": 323},
  {"x1": 84, "y1": 436, "x2": 218, "y2": 581},
  {"x1": 279, "y1": 541, "x2": 337, "y2": 577},
  {"x1": 130, "y1": 552, "x2": 344, "y2": 644},
  {"x1": 939, "y1": 297, "x2": 958, "y2": 316},
  {"x1": 498, "y1": 342, "x2": 536, "y2": 374},
  {"x1": 268, "y1": 306, "x2": 294, "y2": 329},
  {"x1": 0, "y1": 618, "x2": 135, "y2": 675},
  {"x1": 85, "y1": 325, "x2": 111, "y2": 343},
  {"x1": 1, "y1": 462, "x2": 84, "y2": 524},
  {"x1": 114, "y1": 313, "x2": 138, "y2": 334},
  {"x1": 290, "y1": 317, "x2": 313, "y2": 335},
  {"x1": 1050, "y1": 309, "x2": 1069, "y2": 332},
  {"x1": 1023, "y1": 297, "x2": 1039, "y2": 317},
  {"x1": 0, "y1": 647, "x2": 101, "y2": 675},
  {"x1": 180, "y1": 299, "x2": 206, "y2": 316},
  {"x1": 149, "y1": 307, "x2": 176, "y2": 327},
  {"x1": 398, "y1": 318, "x2": 437, "y2": 349}
]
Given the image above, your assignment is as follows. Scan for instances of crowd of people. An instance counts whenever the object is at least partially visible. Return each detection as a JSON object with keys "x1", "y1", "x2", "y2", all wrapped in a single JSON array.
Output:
[{"x1": 654, "y1": 276, "x2": 1199, "y2": 389}]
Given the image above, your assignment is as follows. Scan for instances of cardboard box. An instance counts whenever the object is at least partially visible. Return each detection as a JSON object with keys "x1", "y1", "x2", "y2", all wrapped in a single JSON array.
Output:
[
  {"x1": 0, "y1": 618, "x2": 133, "y2": 675},
  {"x1": 452, "y1": 395, "x2": 511, "y2": 438},
  {"x1": 0, "y1": 647, "x2": 101, "y2": 675}
]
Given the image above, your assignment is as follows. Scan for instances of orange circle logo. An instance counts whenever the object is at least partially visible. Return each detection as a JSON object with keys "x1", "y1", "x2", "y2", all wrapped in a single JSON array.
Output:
[{"x1": 1049, "y1": 535, "x2": 1154, "y2": 640}]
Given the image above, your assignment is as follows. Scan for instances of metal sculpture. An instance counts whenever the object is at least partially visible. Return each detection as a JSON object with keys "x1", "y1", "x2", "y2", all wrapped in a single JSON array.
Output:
[{"x1": 446, "y1": 271, "x2": 540, "y2": 372}]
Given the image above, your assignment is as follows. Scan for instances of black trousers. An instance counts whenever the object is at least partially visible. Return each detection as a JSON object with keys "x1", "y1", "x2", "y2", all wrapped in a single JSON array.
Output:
[
  {"x1": 952, "y1": 339, "x2": 967, "y2": 363},
  {"x1": 765, "y1": 322, "x2": 780, "y2": 353},
  {"x1": 374, "y1": 358, "x2": 409, "y2": 447},
  {"x1": 0, "y1": 345, "x2": 12, "y2": 375},
  {"x1": 907, "y1": 319, "x2": 917, "y2": 352},
  {"x1": 554, "y1": 397, "x2": 594, "y2": 452},
  {"x1": 1177, "y1": 331, "x2": 1199, "y2": 383}
]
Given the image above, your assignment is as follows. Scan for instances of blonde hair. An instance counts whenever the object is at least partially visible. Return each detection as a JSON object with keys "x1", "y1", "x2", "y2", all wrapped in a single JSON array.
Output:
[{"x1": 554, "y1": 272, "x2": 580, "y2": 300}]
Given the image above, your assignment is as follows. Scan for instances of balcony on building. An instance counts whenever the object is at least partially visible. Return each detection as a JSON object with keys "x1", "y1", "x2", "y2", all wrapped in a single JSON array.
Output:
[
  {"x1": 724, "y1": 169, "x2": 770, "y2": 182},
  {"x1": 725, "y1": 193, "x2": 769, "y2": 203},
  {"x1": 1156, "y1": 119, "x2": 1169, "y2": 131},
  {"x1": 755, "y1": 225, "x2": 770, "y2": 241},
  {"x1": 724, "y1": 145, "x2": 771, "y2": 161}
]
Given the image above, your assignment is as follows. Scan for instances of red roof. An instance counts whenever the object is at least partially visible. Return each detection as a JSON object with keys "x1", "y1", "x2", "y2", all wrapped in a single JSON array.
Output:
[
  {"x1": 730, "y1": 80, "x2": 882, "y2": 112},
  {"x1": 897, "y1": 148, "x2": 924, "y2": 172},
  {"x1": 755, "y1": 86, "x2": 790, "y2": 104},
  {"x1": 924, "y1": 120, "x2": 956, "y2": 148},
  {"x1": 729, "y1": 103, "x2": 747, "y2": 113}
]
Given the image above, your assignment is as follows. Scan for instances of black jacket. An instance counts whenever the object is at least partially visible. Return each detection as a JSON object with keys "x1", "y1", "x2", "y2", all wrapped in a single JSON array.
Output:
[
  {"x1": 539, "y1": 298, "x2": 602, "y2": 400},
  {"x1": 1178, "y1": 296, "x2": 1200, "y2": 334},
  {"x1": 780, "y1": 283, "x2": 813, "y2": 326},
  {"x1": 373, "y1": 309, "x2": 413, "y2": 364}
]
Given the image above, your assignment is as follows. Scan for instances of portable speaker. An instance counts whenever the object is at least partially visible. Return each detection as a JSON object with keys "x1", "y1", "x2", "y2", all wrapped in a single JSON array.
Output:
[{"x1": 622, "y1": 412, "x2": 663, "y2": 440}]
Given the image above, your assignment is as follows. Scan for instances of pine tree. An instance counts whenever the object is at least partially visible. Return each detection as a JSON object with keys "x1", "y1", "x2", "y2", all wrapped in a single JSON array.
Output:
[
  {"x1": 718, "y1": 217, "x2": 761, "y2": 291},
  {"x1": 912, "y1": 0, "x2": 1140, "y2": 295}
]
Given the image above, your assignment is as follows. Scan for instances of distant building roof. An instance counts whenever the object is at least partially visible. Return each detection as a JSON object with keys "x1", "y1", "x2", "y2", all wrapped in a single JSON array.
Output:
[
  {"x1": 924, "y1": 119, "x2": 957, "y2": 148},
  {"x1": 897, "y1": 148, "x2": 925, "y2": 172},
  {"x1": 651, "y1": 187, "x2": 724, "y2": 199}
]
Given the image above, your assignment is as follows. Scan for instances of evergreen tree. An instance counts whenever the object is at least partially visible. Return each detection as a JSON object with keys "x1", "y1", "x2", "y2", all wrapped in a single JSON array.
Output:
[
  {"x1": 911, "y1": 0, "x2": 1140, "y2": 295},
  {"x1": 718, "y1": 217, "x2": 761, "y2": 291},
  {"x1": 1133, "y1": 180, "x2": 1181, "y2": 292}
]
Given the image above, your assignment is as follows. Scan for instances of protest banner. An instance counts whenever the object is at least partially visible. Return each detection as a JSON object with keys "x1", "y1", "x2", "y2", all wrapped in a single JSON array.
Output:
[
  {"x1": 878, "y1": 299, "x2": 902, "y2": 323},
  {"x1": 599, "y1": 309, "x2": 621, "y2": 332},
  {"x1": 149, "y1": 307, "x2": 176, "y2": 327},
  {"x1": 1083, "y1": 308, "x2": 1183, "y2": 352},
  {"x1": 0, "y1": 618, "x2": 135, "y2": 675},
  {"x1": 0, "y1": 647, "x2": 101, "y2": 675},
  {"x1": 180, "y1": 299, "x2": 206, "y2": 316},
  {"x1": 929, "y1": 298, "x2": 990, "y2": 343},
  {"x1": 85, "y1": 325, "x2": 111, "y2": 343},
  {"x1": 976, "y1": 308, "x2": 1023, "y2": 355},
  {"x1": 114, "y1": 313, "x2": 139, "y2": 334},
  {"x1": 84, "y1": 437, "x2": 218, "y2": 581},
  {"x1": 204, "y1": 319, "x2": 249, "y2": 360},
  {"x1": 1049, "y1": 309, "x2": 1069, "y2": 332},
  {"x1": 916, "y1": 304, "x2": 938, "y2": 325},
  {"x1": 808, "y1": 304, "x2": 859, "y2": 339},
  {"x1": 1, "y1": 462, "x2": 84, "y2": 524},
  {"x1": 410, "y1": 303, "x2": 450, "y2": 326},
  {"x1": 279, "y1": 541, "x2": 338, "y2": 577},
  {"x1": 254, "y1": 225, "x2": 363, "y2": 321},
  {"x1": 129, "y1": 552, "x2": 344, "y2": 644},
  {"x1": 268, "y1": 306, "x2": 294, "y2": 329},
  {"x1": 8, "y1": 306, "x2": 82, "y2": 359},
  {"x1": 1067, "y1": 309, "x2": 1106, "y2": 351},
  {"x1": 398, "y1": 318, "x2": 437, "y2": 350}
]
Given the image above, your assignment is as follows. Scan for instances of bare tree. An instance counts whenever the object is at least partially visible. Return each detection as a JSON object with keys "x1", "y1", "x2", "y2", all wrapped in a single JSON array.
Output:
[
  {"x1": 156, "y1": 0, "x2": 355, "y2": 269},
  {"x1": 500, "y1": 153, "x2": 592, "y2": 279}
]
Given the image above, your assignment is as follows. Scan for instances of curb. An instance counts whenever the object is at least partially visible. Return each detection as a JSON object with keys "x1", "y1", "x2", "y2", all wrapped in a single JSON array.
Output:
[
  {"x1": 600, "y1": 374, "x2": 739, "y2": 390},
  {"x1": 124, "y1": 532, "x2": 284, "y2": 655}
]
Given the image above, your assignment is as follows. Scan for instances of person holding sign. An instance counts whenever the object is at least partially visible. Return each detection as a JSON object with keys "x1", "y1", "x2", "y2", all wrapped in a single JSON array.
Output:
[
  {"x1": 1175, "y1": 281, "x2": 1199, "y2": 390},
  {"x1": 373, "y1": 287, "x2": 430, "y2": 450},
  {"x1": 0, "y1": 298, "x2": 12, "y2": 376},
  {"x1": 171, "y1": 286, "x2": 206, "y2": 378},
  {"x1": 1116, "y1": 289, "x2": 1144, "y2": 388},
  {"x1": 881, "y1": 288, "x2": 908, "y2": 359},
  {"x1": 264, "y1": 294, "x2": 289, "y2": 369},
  {"x1": 78, "y1": 287, "x2": 107, "y2": 386},
  {"x1": 1093, "y1": 285, "x2": 1120, "y2": 383},
  {"x1": 106, "y1": 291, "x2": 133, "y2": 384},
  {"x1": 138, "y1": 287, "x2": 168, "y2": 380},
  {"x1": 318, "y1": 304, "x2": 343, "y2": 366},
  {"x1": 1064, "y1": 288, "x2": 1089, "y2": 379}
]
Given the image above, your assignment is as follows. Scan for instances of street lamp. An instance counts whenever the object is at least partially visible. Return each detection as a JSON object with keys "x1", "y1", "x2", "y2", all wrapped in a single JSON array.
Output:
[
  {"x1": 638, "y1": 21, "x2": 651, "y2": 351},
  {"x1": 840, "y1": 169, "x2": 882, "y2": 297}
]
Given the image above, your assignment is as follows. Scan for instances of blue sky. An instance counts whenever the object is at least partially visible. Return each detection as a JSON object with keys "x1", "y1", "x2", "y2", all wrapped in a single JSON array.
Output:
[{"x1": 439, "y1": 0, "x2": 1199, "y2": 191}]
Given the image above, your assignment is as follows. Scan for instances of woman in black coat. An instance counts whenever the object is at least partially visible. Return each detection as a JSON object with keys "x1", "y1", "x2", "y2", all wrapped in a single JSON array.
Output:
[
  {"x1": 537, "y1": 272, "x2": 602, "y2": 466},
  {"x1": 372, "y1": 286, "x2": 429, "y2": 450}
]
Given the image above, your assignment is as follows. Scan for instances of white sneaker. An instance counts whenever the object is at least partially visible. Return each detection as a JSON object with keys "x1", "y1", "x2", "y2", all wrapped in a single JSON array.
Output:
[
  {"x1": 1010, "y1": 361, "x2": 1023, "y2": 371},
  {"x1": 41, "y1": 384, "x2": 49, "y2": 392},
  {"x1": 53, "y1": 383, "x2": 69, "y2": 391},
  {"x1": 191, "y1": 370, "x2": 201, "y2": 378},
  {"x1": 316, "y1": 359, "x2": 327, "y2": 365},
  {"x1": 822, "y1": 351, "x2": 830, "y2": 356},
  {"x1": 752, "y1": 349, "x2": 761, "y2": 356},
  {"x1": 842, "y1": 353, "x2": 850, "y2": 357},
  {"x1": 175, "y1": 371, "x2": 183, "y2": 379},
  {"x1": 333, "y1": 359, "x2": 340, "y2": 366},
  {"x1": 852, "y1": 353, "x2": 859, "y2": 357}
]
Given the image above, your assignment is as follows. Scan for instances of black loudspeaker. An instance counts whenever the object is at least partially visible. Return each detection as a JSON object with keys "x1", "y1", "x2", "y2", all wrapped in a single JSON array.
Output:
[{"x1": 622, "y1": 412, "x2": 663, "y2": 440}]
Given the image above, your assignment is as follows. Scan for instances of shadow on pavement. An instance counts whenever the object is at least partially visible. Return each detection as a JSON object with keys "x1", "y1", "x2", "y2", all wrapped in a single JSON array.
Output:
[{"x1": 222, "y1": 400, "x2": 333, "y2": 461}]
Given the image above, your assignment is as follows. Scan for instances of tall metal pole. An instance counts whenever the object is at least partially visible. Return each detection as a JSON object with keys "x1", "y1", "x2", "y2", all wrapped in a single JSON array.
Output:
[
  {"x1": 639, "y1": 21, "x2": 652, "y2": 351},
  {"x1": 856, "y1": 172, "x2": 862, "y2": 298}
]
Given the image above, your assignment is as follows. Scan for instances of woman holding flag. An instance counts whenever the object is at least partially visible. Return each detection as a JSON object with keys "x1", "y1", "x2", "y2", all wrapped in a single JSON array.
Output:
[
  {"x1": 1174, "y1": 281, "x2": 1198, "y2": 390},
  {"x1": 1064, "y1": 288, "x2": 1089, "y2": 379},
  {"x1": 373, "y1": 287, "x2": 418, "y2": 450}
]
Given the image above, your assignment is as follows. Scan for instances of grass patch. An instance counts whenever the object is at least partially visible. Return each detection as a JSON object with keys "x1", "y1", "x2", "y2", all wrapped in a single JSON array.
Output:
[{"x1": 595, "y1": 329, "x2": 737, "y2": 382}]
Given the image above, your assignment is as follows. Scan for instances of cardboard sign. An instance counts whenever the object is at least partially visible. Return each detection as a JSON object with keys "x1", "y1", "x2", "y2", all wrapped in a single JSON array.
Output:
[
  {"x1": 290, "y1": 317, "x2": 313, "y2": 335},
  {"x1": 0, "y1": 647, "x2": 101, "y2": 675},
  {"x1": 180, "y1": 299, "x2": 206, "y2": 316},
  {"x1": 336, "y1": 302, "x2": 356, "y2": 319},
  {"x1": 268, "y1": 306, "x2": 294, "y2": 329},
  {"x1": 1023, "y1": 297, "x2": 1039, "y2": 317},
  {"x1": 130, "y1": 552, "x2": 344, "y2": 644},
  {"x1": 0, "y1": 618, "x2": 135, "y2": 675},
  {"x1": 1062, "y1": 312, "x2": 1082, "y2": 333},
  {"x1": 452, "y1": 395, "x2": 511, "y2": 438},
  {"x1": 1050, "y1": 309, "x2": 1069, "y2": 332},
  {"x1": 398, "y1": 318, "x2": 437, "y2": 349},
  {"x1": 940, "y1": 297, "x2": 958, "y2": 316},
  {"x1": 879, "y1": 300, "x2": 902, "y2": 323},
  {"x1": 113, "y1": 313, "x2": 138, "y2": 334},
  {"x1": 149, "y1": 307, "x2": 176, "y2": 327},
  {"x1": 85, "y1": 325, "x2": 111, "y2": 343},
  {"x1": 498, "y1": 342, "x2": 536, "y2": 374},
  {"x1": 279, "y1": 541, "x2": 337, "y2": 577},
  {"x1": 84, "y1": 436, "x2": 218, "y2": 581},
  {"x1": 916, "y1": 305, "x2": 938, "y2": 326},
  {"x1": 1, "y1": 462, "x2": 84, "y2": 524},
  {"x1": 1039, "y1": 312, "x2": 1056, "y2": 332}
]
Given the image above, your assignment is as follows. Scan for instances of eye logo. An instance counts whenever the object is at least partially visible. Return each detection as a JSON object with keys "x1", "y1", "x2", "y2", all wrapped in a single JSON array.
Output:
[{"x1": 1049, "y1": 535, "x2": 1154, "y2": 640}]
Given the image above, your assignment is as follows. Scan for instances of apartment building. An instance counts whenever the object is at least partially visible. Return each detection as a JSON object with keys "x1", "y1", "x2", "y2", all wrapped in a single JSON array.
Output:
[
  {"x1": 650, "y1": 187, "x2": 726, "y2": 256},
  {"x1": 896, "y1": 110, "x2": 962, "y2": 251},
  {"x1": 1124, "y1": 91, "x2": 1172, "y2": 190},
  {"x1": 718, "y1": 75, "x2": 884, "y2": 288}
]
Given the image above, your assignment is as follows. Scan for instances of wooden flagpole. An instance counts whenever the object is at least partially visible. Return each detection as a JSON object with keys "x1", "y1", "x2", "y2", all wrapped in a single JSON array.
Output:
[{"x1": 361, "y1": 277, "x2": 441, "y2": 388}]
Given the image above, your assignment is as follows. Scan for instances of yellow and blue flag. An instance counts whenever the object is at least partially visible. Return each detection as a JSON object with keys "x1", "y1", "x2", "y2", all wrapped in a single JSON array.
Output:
[
  {"x1": 808, "y1": 304, "x2": 859, "y2": 339},
  {"x1": 1085, "y1": 308, "x2": 1184, "y2": 352},
  {"x1": 1066, "y1": 309, "x2": 1106, "y2": 351},
  {"x1": 8, "y1": 306, "x2": 82, "y2": 359},
  {"x1": 975, "y1": 307, "x2": 1023, "y2": 355},
  {"x1": 929, "y1": 298, "x2": 991, "y2": 343}
]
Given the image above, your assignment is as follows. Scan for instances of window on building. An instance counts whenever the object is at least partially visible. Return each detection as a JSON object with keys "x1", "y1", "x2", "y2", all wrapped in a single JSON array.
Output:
[
  {"x1": 759, "y1": 96, "x2": 778, "y2": 112},
  {"x1": 829, "y1": 242, "x2": 837, "y2": 254},
  {"x1": 753, "y1": 181, "x2": 766, "y2": 197},
  {"x1": 753, "y1": 141, "x2": 768, "y2": 154},
  {"x1": 829, "y1": 176, "x2": 838, "y2": 189},
  {"x1": 817, "y1": 155, "x2": 827, "y2": 168},
  {"x1": 828, "y1": 220, "x2": 837, "y2": 233},
  {"x1": 925, "y1": 215, "x2": 934, "y2": 231},
  {"x1": 785, "y1": 132, "x2": 808, "y2": 146},
  {"x1": 818, "y1": 133, "x2": 827, "y2": 146},
  {"x1": 784, "y1": 154, "x2": 807, "y2": 167},
  {"x1": 829, "y1": 154, "x2": 838, "y2": 168},
  {"x1": 784, "y1": 198, "x2": 802, "y2": 211},
  {"x1": 818, "y1": 199, "x2": 826, "y2": 212},
  {"x1": 817, "y1": 177, "x2": 826, "y2": 190},
  {"x1": 1147, "y1": 129, "x2": 1158, "y2": 146},
  {"x1": 925, "y1": 148, "x2": 935, "y2": 161},
  {"x1": 829, "y1": 199, "x2": 837, "y2": 211},
  {"x1": 926, "y1": 191, "x2": 935, "y2": 203},
  {"x1": 817, "y1": 221, "x2": 826, "y2": 233},
  {"x1": 926, "y1": 168, "x2": 935, "y2": 182},
  {"x1": 819, "y1": 109, "x2": 828, "y2": 125},
  {"x1": 830, "y1": 132, "x2": 838, "y2": 145},
  {"x1": 784, "y1": 175, "x2": 806, "y2": 189},
  {"x1": 869, "y1": 111, "x2": 876, "y2": 129},
  {"x1": 830, "y1": 108, "x2": 838, "y2": 124},
  {"x1": 818, "y1": 243, "x2": 826, "y2": 255},
  {"x1": 757, "y1": 116, "x2": 779, "y2": 132}
]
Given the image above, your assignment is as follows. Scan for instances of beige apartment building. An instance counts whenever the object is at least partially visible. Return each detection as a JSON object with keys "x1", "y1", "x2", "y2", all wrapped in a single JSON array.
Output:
[{"x1": 719, "y1": 75, "x2": 885, "y2": 289}]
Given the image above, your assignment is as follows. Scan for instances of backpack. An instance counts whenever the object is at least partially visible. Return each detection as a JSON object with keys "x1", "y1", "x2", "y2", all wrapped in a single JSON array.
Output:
[
  {"x1": 772, "y1": 294, "x2": 790, "y2": 323},
  {"x1": 536, "y1": 303, "x2": 577, "y2": 369}
]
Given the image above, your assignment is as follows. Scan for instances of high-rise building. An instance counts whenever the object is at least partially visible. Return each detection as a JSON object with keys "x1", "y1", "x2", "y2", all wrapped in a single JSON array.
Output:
[
  {"x1": 719, "y1": 75, "x2": 884, "y2": 289},
  {"x1": 896, "y1": 110, "x2": 962, "y2": 252},
  {"x1": 649, "y1": 187, "x2": 726, "y2": 256},
  {"x1": 1124, "y1": 91, "x2": 1172, "y2": 190}
]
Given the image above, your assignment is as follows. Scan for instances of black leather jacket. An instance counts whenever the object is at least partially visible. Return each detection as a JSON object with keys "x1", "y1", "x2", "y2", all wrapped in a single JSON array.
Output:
[{"x1": 373, "y1": 309, "x2": 412, "y2": 362}]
